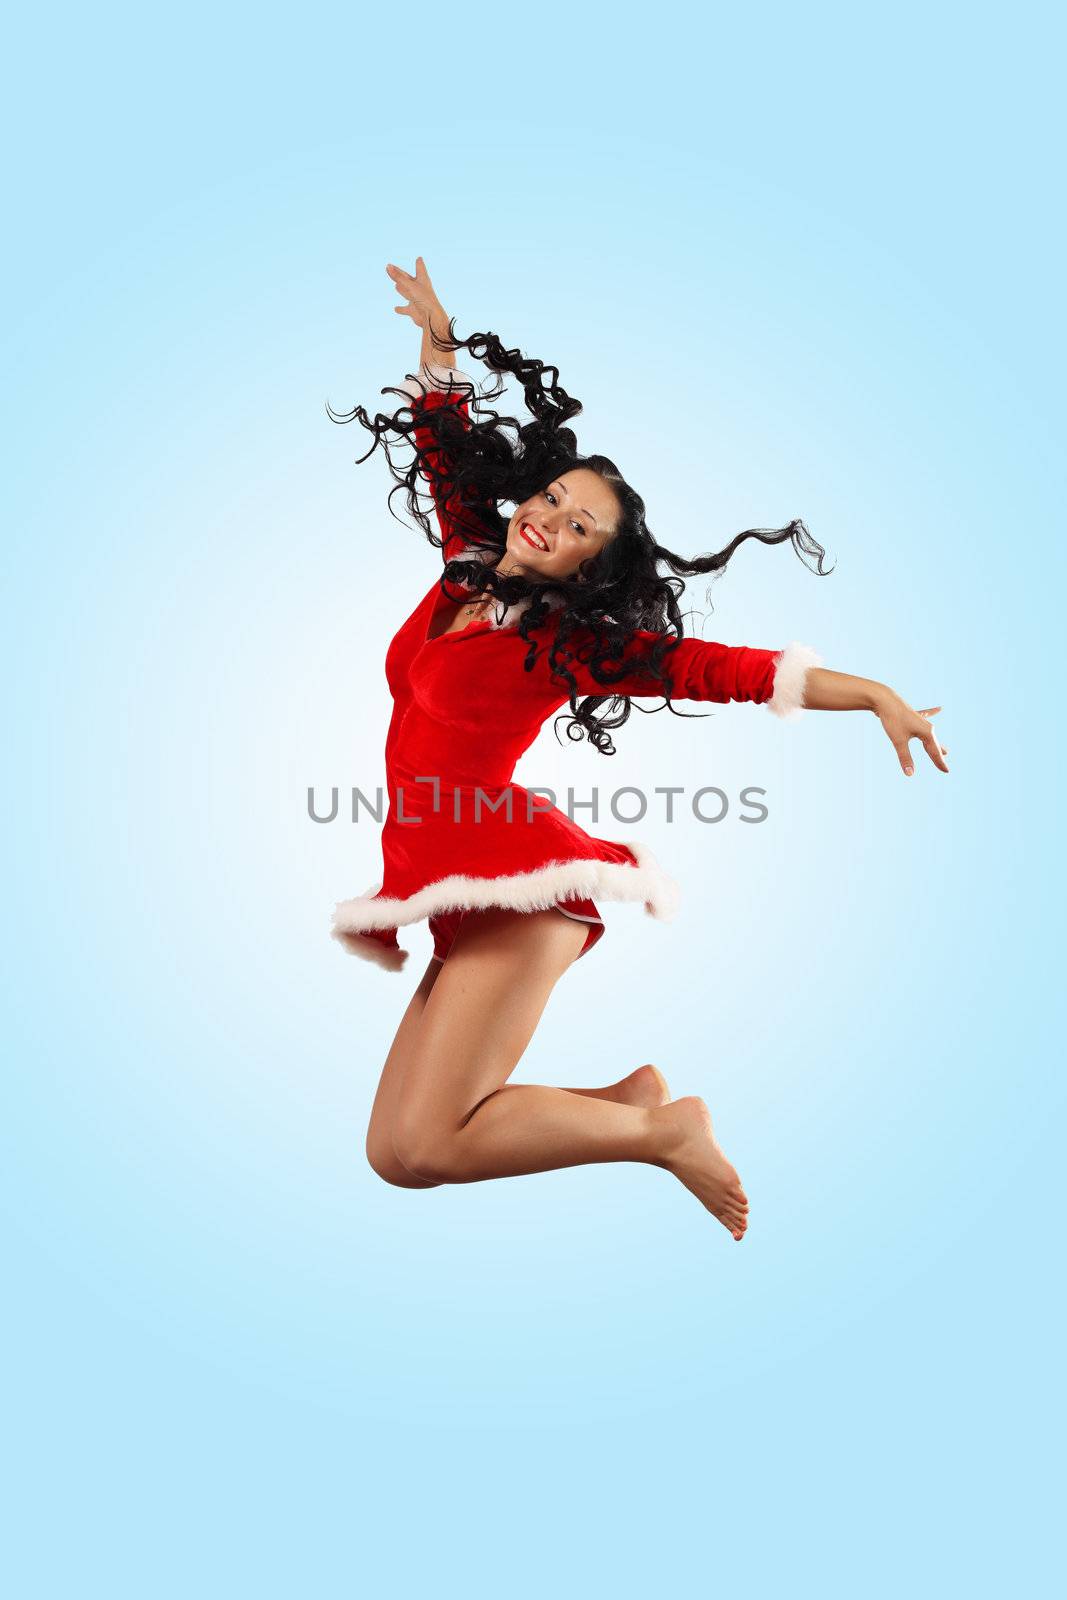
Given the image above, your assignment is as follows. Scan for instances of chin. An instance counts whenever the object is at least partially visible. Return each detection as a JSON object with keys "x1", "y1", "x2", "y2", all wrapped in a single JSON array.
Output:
[{"x1": 509, "y1": 532, "x2": 546, "y2": 569}]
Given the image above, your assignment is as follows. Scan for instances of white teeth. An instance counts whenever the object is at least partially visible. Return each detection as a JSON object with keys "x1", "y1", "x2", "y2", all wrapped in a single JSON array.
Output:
[{"x1": 522, "y1": 522, "x2": 548, "y2": 550}]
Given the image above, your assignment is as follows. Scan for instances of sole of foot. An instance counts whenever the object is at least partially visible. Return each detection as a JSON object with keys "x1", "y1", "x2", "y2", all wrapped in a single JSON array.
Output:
[{"x1": 652, "y1": 1095, "x2": 750, "y2": 1241}]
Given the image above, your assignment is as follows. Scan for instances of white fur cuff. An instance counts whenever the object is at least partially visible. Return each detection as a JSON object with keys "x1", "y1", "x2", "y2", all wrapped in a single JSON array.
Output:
[
  {"x1": 766, "y1": 642, "x2": 822, "y2": 720},
  {"x1": 393, "y1": 361, "x2": 479, "y2": 402}
]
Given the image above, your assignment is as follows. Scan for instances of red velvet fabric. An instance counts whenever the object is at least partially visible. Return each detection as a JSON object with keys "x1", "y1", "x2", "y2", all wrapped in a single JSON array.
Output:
[
  {"x1": 331, "y1": 383, "x2": 786, "y2": 971},
  {"x1": 428, "y1": 894, "x2": 605, "y2": 966}
]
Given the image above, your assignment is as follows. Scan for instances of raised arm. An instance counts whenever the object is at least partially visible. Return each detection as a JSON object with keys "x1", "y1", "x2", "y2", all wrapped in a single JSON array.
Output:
[
  {"x1": 387, "y1": 256, "x2": 458, "y2": 376},
  {"x1": 385, "y1": 257, "x2": 485, "y2": 562}
]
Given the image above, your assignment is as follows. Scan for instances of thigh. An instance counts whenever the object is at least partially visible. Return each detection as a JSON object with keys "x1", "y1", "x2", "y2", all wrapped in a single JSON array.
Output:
[
  {"x1": 393, "y1": 905, "x2": 588, "y2": 1145},
  {"x1": 365, "y1": 956, "x2": 444, "y2": 1184}
]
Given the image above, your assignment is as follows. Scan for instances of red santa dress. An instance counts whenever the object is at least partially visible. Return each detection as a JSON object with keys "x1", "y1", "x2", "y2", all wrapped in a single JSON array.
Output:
[{"x1": 332, "y1": 361, "x2": 821, "y2": 972}]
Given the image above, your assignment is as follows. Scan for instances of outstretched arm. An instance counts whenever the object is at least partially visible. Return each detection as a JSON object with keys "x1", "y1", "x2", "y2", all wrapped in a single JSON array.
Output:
[
  {"x1": 541, "y1": 630, "x2": 821, "y2": 713},
  {"x1": 800, "y1": 668, "x2": 949, "y2": 776},
  {"x1": 541, "y1": 630, "x2": 948, "y2": 776}
]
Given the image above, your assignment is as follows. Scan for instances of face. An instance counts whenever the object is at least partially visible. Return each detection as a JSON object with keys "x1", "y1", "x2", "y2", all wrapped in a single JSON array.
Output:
[{"x1": 503, "y1": 469, "x2": 620, "y2": 581}]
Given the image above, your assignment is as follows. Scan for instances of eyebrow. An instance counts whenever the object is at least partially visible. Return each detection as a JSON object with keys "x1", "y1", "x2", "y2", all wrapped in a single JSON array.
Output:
[{"x1": 555, "y1": 481, "x2": 599, "y2": 531}]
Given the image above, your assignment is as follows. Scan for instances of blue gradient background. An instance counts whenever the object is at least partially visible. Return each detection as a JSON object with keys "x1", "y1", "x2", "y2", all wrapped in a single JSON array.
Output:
[{"x1": 4, "y1": 3, "x2": 1063, "y2": 1595}]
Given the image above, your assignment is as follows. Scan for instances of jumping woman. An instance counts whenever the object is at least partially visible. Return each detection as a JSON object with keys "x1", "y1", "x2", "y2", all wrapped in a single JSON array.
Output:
[{"x1": 327, "y1": 256, "x2": 949, "y2": 1241}]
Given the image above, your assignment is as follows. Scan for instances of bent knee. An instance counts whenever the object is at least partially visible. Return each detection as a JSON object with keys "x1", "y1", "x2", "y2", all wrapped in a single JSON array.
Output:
[
  {"x1": 365, "y1": 1136, "x2": 441, "y2": 1189},
  {"x1": 390, "y1": 1125, "x2": 456, "y2": 1185}
]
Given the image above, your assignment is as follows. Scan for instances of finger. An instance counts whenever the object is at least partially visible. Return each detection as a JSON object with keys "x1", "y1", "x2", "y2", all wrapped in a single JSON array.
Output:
[
  {"x1": 916, "y1": 706, "x2": 942, "y2": 718},
  {"x1": 923, "y1": 732, "x2": 949, "y2": 773},
  {"x1": 924, "y1": 715, "x2": 949, "y2": 757},
  {"x1": 888, "y1": 728, "x2": 913, "y2": 769}
]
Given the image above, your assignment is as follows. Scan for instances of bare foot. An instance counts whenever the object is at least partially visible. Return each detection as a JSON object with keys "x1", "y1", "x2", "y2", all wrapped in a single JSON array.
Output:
[
  {"x1": 567, "y1": 1063, "x2": 671, "y2": 1108},
  {"x1": 651, "y1": 1096, "x2": 750, "y2": 1241},
  {"x1": 616, "y1": 1063, "x2": 671, "y2": 1107}
]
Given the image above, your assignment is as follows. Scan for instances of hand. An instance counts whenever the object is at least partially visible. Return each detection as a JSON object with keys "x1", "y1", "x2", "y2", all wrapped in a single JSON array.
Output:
[
  {"x1": 386, "y1": 257, "x2": 448, "y2": 337},
  {"x1": 875, "y1": 690, "x2": 949, "y2": 776}
]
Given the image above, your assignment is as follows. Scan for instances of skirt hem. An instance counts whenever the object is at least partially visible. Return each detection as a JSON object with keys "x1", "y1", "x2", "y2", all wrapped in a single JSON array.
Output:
[
  {"x1": 330, "y1": 928, "x2": 410, "y2": 971},
  {"x1": 331, "y1": 839, "x2": 679, "y2": 969}
]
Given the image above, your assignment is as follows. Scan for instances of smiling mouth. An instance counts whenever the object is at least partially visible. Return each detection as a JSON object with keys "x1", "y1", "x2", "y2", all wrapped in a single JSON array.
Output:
[{"x1": 520, "y1": 521, "x2": 549, "y2": 552}]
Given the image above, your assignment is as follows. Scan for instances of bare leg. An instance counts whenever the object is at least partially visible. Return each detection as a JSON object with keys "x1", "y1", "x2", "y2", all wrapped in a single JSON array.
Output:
[
  {"x1": 558, "y1": 1063, "x2": 671, "y2": 1106},
  {"x1": 365, "y1": 958, "x2": 446, "y2": 1188},
  {"x1": 366, "y1": 964, "x2": 667, "y2": 1190},
  {"x1": 390, "y1": 906, "x2": 749, "y2": 1239}
]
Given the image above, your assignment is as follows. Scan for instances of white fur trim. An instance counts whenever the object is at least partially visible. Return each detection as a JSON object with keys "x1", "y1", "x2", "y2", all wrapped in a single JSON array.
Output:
[
  {"x1": 450, "y1": 545, "x2": 568, "y2": 633},
  {"x1": 331, "y1": 838, "x2": 680, "y2": 969},
  {"x1": 486, "y1": 590, "x2": 567, "y2": 631},
  {"x1": 331, "y1": 926, "x2": 410, "y2": 971},
  {"x1": 765, "y1": 642, "x2": 822, "y2": 720},
  {"x1": 393, "y1": 362, "x2": 480, "y2": 403}
]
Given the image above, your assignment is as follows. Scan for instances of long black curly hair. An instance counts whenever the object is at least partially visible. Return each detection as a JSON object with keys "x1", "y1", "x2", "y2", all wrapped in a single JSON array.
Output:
[{"x1": 327, "y1": 319, "x2": 832, "y2": 756}]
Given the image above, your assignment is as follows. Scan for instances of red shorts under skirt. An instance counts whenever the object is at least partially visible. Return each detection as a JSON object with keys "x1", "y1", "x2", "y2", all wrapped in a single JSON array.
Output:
[{"x1": 429, "y1": 894, "x2": 605, "y2": 964}]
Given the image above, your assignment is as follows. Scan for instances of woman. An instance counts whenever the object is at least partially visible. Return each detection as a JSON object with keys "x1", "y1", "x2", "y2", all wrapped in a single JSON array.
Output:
[{"x1": 326, "y1": 257, "x2": 949, "y2": 1240}]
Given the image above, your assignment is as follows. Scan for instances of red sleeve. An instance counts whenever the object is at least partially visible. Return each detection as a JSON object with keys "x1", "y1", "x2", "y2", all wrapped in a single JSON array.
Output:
[
  {"x1": 540, "y1": 625, "x2": 820, "y2": 712},
  {"x1": 406, "y1": 379, "x2": 484, "y2": 565}
]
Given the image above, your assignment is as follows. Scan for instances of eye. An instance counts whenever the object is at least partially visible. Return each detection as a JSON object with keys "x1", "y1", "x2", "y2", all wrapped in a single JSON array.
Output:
[{"x1": 545, "y1": 489, "x2": 587, "y2": 536}]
